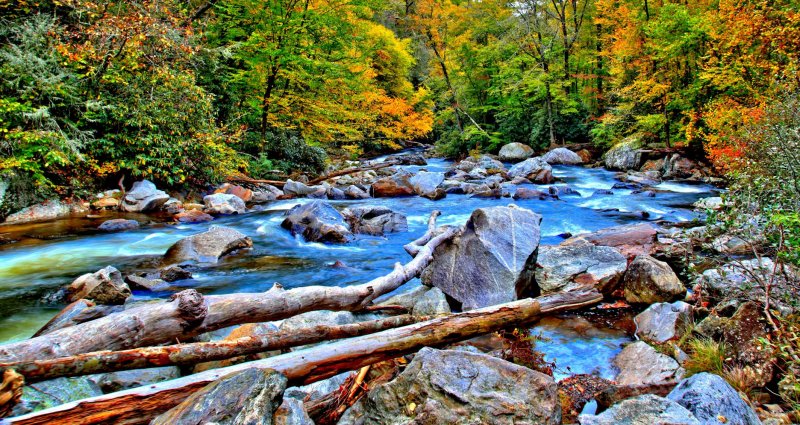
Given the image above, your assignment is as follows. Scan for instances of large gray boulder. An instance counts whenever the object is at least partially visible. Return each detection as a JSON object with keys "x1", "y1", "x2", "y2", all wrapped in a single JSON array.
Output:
[
  {"x1": 604, "y1": 140, "x2": 642, "y2": 171},
  {"x1": 543, "y1": 147, "x2": 583, "y2": 165},
  {"x1": 613, "y1": 341, "x2": 684, "y2": 386},
  {"x1": 498, "y1": 142, "x2": 535, "y2": 162},
  {"x1": 284, "y1": 179, "x2": 322, "y2": 197},
  {"x1": 98, "y1": 219, "x2": 139, "y2": 232},
  {"x1": 281, "y1": 200, "x2": 353, "y2": 243},
  {"x1": 152, "y1": 368, "x2": 287, "y2": 425},
  {"x1": 668, "y1": 373, "x2": 761, "y2": 425},
  {"x1": 4, "y1": 199, "x2": 73, "y2": 224},
  {"x1": 508, "y1": 157, "x2": 554, "y2": 183},
  {"x1": 342, "y1": 206, "x2": 407, "y2": 236},
  {"x1": 535, "y1": 244, "x2": 627, "y2": 295},
  {"x1": 624, "y1": 255, "x2": 685, "y2": 304},
  {"x1": 121, "y1": 180, "x2": 170, "y2": 212},
  {"x1": 203, "y1": 193, "x2": 246, "y2": 215},
  {"x1": 339, "y1": 347, "x2": 561, "y2": 425},
  {"x1": 344, "y1": 185, "x2": 370, "y2": 199},
  {"x1": 273, "y1": 398, "x2": 314, "y2": 425},
  {"x1": 421, "y1": 205, "x2": 542, "y2": 310},
  {"x1": 579, "y1": 394, "x2": 700, "y2": 425},
  {"x1": 409, "y1": 171, "x2": 446, "y2": 200},
  {"x1": 371, "y1": 169, "x2": 415, "y2": 197},
  {"x1": 164, "y1": 226, "x2": 253, "y2": 264},
  {"x1": 66, "y1": 266, "x2": 131, "y2": 305},
  {"x1": 635, "y1": 301, "x2": 693, "y2": 345}
]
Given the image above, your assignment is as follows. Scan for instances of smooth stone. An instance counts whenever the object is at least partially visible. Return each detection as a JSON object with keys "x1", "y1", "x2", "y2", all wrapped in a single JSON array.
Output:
[
  {"x1": 613, "y1": 341, "x2": 684, "y2": 386},
  {"x1": 668, "y1": 373, "x2": 761, "y2": 425},
  {"x1": 623, "y1": 255, "x2": 686, "y2": 304},
  {"x1": 67, "y1": 266, "x2": 131, "y2": 305},
  {"x1": 498, "y1": 142, "x2": 535, "y2": 162},
  {"x1": 203, "y1": 193, "x2": 246, "y2": 215},
  {"x1": 508, "y1": 157, "x2": 554, "y2": 183},
  {"x1": 98, "y1": 219, "x2": 139, "y2": 232},
  {"x1": 342, "y1": 205, "x2": 407, "y2": 236},
  {"x1": 578, "y1": 394, "x2": 699, "y2": 425},
  {"x1": 120, "y1": 180, "x2": 169, "y2": 212},
  {"x1": 164, "y1": 226, "x2": 253, "y2": 264},
  {"x1": 543, "y1": 147, "x2": 583, "y2": 165},
  {"x1": 281, "y1": 200, "x2": 353, "y2": 243},
  {"x1": 535, "y1": 244, "x2": 627, "y2": 295}
]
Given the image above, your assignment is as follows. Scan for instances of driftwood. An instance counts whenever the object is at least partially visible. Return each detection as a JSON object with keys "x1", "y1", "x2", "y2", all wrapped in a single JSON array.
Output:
[
  {"x1": 1, "y1": 316, "x2": 420, "y2": 383},
  {"x1": 31, "y1": 300, "x2": 121, "y2": 337},
  {"x1": 0, "y1": 370, "x2": 23, "y2": 418},
  {"x1": 0, "y1": 212, "x2": 455, "y2": 363},
  {"x1": 3, "y1": 288, "x2": 602, "y2": 425},
  {"x1": 228, "y1": 161, "x2": 397, "y2": 188}
]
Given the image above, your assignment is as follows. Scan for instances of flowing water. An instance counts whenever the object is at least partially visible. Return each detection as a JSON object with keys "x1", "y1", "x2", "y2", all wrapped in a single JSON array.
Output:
[{"x1": 0, "y1": 157, "x2": 718, "y2": 379}]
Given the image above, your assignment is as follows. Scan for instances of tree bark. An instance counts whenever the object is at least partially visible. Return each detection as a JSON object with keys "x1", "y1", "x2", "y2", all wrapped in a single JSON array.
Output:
[
  {"x1": 1, "y1": 316, "x2": 420, "y2": 383},
  {"x1": 3, "y1": 288, "x2": 602, "y2": 425},
  {"x1": 0, "y1": 214, "x2": 457, "y2": 364}
]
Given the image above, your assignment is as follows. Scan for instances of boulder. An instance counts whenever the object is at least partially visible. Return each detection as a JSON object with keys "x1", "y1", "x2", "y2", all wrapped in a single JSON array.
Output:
[
  {"x1": 623, "y1": 255, "x2": 685, "y2": 304},
  {"x1": 92, "y1": 197, "x2": 120, "y2": 210},
  {"x1": 162, "y1": 198, "x2": 183, "y2": 214},
  {"x1": 10, "y1": 377, "x2": 103, "y2": 417},
  {"x1": 543, "y1": 147, "x2": 583, "y2": 165},
  {"x1": 327, "y1": 186, "x2": 346, "y2": 200},
  {"x1": 273, "y1": 398, "x2": 314, "y2": 425},
  {"x1": 158, "y1": 266, "x2": 189, "y2": 281},
  {"x1": 67, "y1": 266, "x2": 131, "y2": 305},
  {"x1": 339, "y1": 348, "x2": 560, "y2": 425},
  {"x1": 409, "y1": 171, "x2": 446, "y2": 200},
  {"x1": 635, "y1": 301, "x2": 693, "y2": 345},
  {"x1": 613, "y1": 341, "x2": 684, "y2": 386},
  {"x1": 283, "y1": 179, "x2": 321, "y2": 197},
  {"x1": 720, "y1": 302, "x2": 775, "y2": 387},
  {"x1": 694, "y1": 197, "x2": 723, "y2": 211},
  {"x1": 120, "y1": 180, "x2": 170, "y2": 212},
  {"x1": 625, "y1": 170, "x2": 662, "y2": 186},
  {"x1": 562, "y1": 223, "x2": 658, "y2": 259},
  {"x1": 280, "y1": 310, "x2": 355, "y2": 333},
  {"x1": 421, "y1": 205, "x2": 542, "y2": 310},
  {"x1": 668, "y1": 373, "x2": 761, "y2": 425},
  {"x1": 385, "y1": 152, "x2": 427, "y2": 166},
  {"x1": 4, "y1": 200, "x2": 71, "y2": 224},
  {"x1": 508, "y1": 157, "x2": 554, "y2": 183},
  {"x1": 498, "y1": 142, "x2": 535, "y2": 162},
  {"x1": 513, "y1": 188, "x2": 552, "y2": 200},
  {"x1": 342, "y1": 206, "x2": 407, "y2": 236},
  {"x1": 214, "y1": 183, "x2": 253, "y2": 202},
  {"x1": 344, "y1": 185, "x2": 370, "y2": 199},
  {"x1": 710, "y1": 234, "x2": 752, "y2": 255},
  {"x1": 576, "y1": 149, "x2": 593, "y2": 163},
  {"x1": 604, "y1": 140, "x2": 643, "y2": 171},
  {"x1": 164, "y1": 226, "x2": 253, "y2": 264},
  {"x1": 90, "y1": 367, "x2": 180, "y2": 393},
  {"x1": 476, "y1": 155, "x2": 507, "y2": 171},
  {"x1": 578, "y1": 394, "x2": 699, "y2": 425},
  {"x1": 464, "y1": 183, "x2": 502, "y2": 198},
  {"x1": 548, "y1": 185, "x2": 580, "y2": 197},
  {"x1": 281, "y1": 201, "x2": 353, "y2": 243},
  {"x1": 411, "y1": 287, "x2": 450, "y2": 317},
  {"x1": 535, "y1": 244, "x2": 627, "y2": 295},
  {"x1": 97, "y1": 219, "x2": 139, "y2": 232},
  {"x1": 203, "y1": 193, "x2": 246, "y2": 215},
  {"x1": 285, "y1": 373, "x2": 351, "y2": 403},
  {"x1": 663, "y1": 154, "x2": 699, "y2": 179},
  {"x1": 125, "y1": 274, "x2": 169, "y2": 291},
  {"x1": 251, "y1": 184, "x2": 284, "y2": 203},
  {"x1": 152, "y1": 369, "x2": 287, "y2": 425},
  {"x1": 371, "y1": 170, "x2": 416, "y2": 197},
  {"x1": 174, "y1": 209, "x2": 214, "y2": 223}
]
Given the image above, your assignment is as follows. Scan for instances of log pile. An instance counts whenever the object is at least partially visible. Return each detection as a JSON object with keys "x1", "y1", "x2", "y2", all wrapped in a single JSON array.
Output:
[{"x1": 0, "y1": 211, "x2": 604, "y2": 424}]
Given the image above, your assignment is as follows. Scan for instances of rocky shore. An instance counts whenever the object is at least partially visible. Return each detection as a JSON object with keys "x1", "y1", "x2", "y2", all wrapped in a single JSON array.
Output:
[{"x1": 0, "y1": 144, "x2": 792, "y2": 424}]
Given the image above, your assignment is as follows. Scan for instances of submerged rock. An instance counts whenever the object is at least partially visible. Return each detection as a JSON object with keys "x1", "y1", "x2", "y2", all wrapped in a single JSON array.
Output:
[
  {"x1": 339, "y1": 347, "x2": 560, "y2": 425},
  {"x1": 342, "y1": 206, "x2": 407, "y2": 236},
  {"x1": 543, "y1": 147, "x2": 583, "y2": 165},
  {"x1": 623, "y1": 255, "x2": 685, "y2": 304},
  {"x1": 203, "y1": 193, "x2": 246, "y2": 215},
  {"x1": 164, "y1": 226, "x2": 253, "y2": 264},
  {"x1": 613, "y1": 341, "x2": 684, "y2": 386},
  {"x1": 281, "y1": 200, "x2": 353, "y2": 243},
  {"x1": 152, "y1": 368, "x2": 287, "y2": 425},
  {"x1": 667, "y1": 373, "x2": 761, "y2": 425},
  {"x1": 174, "y1": 209, "x2": 214, "y2": 223},
  {"x1": 421, "y1": 205, "x2": 541, "y2": 310},
  {"x1": 508, "y1": 157, "x2": 554, "y2": 184},
  {"x1": 535, "y1": 244, "x2": 627, "y2": 295},
  {"x1": 579, "y1": 394, "x2": 699, "y2": 425},
  {"x1": 98, "y1": 219, "x2": 139, "y2": 232},
  {"x1": 67, "y1": 266, "x2": 131, "y2": 305},
  {"x1": 498, "y1": 142, "x2": 535, "y2": 162},
  {"x1": 635, "y1": 301, "x2": 693, "y2": 345},
  {"x1": 120, "y1": 180, "x2": 170, "y2": 212}
]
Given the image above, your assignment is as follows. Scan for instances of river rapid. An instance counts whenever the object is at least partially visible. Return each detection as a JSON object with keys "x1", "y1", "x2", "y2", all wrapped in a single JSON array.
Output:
[{"x1": 0, "y1": 157, "x2": 718, "y2": 380}]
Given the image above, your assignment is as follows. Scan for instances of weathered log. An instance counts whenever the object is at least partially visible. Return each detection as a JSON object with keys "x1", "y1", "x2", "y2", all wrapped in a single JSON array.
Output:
[
  {"x1": 228, "y1": 161, "x2": 397, "y2": 188},
  {"x1": 0, "y1": 370, "x2": 23, "y2": 418},
  {"x1": 31, "y1": 300, "x2": 121, "y2": 337},
  {"x1": 2, "y1": 288, "x2": 602, "y2": 425},
  {"x1": 0, "y1": 213, "x2": 456, "y2": 363},
  {"x1": 3, "y1": 315, "x2": 419, "y2": 383}
]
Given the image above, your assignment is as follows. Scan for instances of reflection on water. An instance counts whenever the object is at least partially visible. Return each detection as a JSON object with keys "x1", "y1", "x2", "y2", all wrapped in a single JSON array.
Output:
[{"x1": 0, "y1": 157, "x2": 716, "y2": 376}]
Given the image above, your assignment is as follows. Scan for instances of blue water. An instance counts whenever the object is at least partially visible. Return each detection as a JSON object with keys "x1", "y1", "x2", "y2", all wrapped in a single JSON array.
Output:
[{"x1": 0, "y1": 158, "x2": 717, "y2": 372}]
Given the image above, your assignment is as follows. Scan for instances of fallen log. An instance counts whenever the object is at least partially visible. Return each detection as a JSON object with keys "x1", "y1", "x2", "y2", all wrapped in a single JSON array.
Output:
[
  {"x1": 0, "y1": 212, "x2": 454, "y2": 363},
  {"x1": 1, "y1": 315, "x2": 420, "y2": 383},
  {"x1": 2, "y1": 288, "x2": 602, "y2": 425},
  {"x1": 227, "y1": 161, "x2": 397, "y2": 188}
]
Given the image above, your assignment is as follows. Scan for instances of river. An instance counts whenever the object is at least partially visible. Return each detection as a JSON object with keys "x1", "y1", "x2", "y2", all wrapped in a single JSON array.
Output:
[{"x1": 0, "y1": 157, "x2": 718, "y2": 380}]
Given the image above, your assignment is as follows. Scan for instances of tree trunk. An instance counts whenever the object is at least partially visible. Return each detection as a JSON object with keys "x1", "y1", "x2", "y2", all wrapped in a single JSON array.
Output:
[
  {"x1": 3, "y1": 289, "x2": 602, "y2": 425},
  {"x1": 0, "y1": 214, "x2": 457, "y2": 363},
  {"x1": 2, "y1": 316, "x2": 420, "y2": 383}
]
